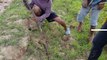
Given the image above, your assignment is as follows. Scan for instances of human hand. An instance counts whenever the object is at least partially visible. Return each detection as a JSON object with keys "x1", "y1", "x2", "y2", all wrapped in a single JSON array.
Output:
[
  {"x1": 82, "y1": 0, "x2": 88, "y2": 8},
  {"x1": 97, "y1": 2, "x2": 105, "y2": 10}
]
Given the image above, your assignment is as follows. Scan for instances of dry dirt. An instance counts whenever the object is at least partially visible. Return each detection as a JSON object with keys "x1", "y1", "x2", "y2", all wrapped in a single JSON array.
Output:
[{"x1": 0, "y1": 0, "x2": 12, "y2": 15}]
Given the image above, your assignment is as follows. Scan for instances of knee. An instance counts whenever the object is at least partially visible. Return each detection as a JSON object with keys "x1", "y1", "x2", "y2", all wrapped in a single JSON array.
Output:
[
  {"x1": 90, "y1": 19, "x2": 98, "y2": 26},
  {"x1": 32, "y1": 5, "x2": 41, "y2": 16}
]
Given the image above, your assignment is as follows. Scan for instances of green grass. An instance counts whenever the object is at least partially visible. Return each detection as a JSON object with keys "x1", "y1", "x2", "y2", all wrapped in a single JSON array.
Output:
[{"x1": 0, "y1": 0, "x2": 107, "y2": 60}]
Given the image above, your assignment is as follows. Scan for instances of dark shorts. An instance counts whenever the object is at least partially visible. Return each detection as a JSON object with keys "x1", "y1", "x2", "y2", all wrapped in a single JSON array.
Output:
[{"x1": 40, "y1": 10, "x2": 58, "y2": 22}]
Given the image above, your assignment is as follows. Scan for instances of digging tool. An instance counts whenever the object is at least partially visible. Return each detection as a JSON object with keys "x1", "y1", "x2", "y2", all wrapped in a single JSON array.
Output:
[{"x1": 23, "y1": 0, "x2": 42, "y2": 32}]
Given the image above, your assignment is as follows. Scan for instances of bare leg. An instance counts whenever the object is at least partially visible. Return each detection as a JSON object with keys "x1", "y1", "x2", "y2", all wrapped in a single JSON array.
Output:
[
  {"x1": 89, "y1": 26, "x2": 96, "y2": 42},
  {"x1": 53, "y1": 17, "x2": 70, "y2": 35},
  {"x1": 53, "y1": 17, "x2": 67, "y2": 31},
  {"x1": 77, "y1": 22, "x2": 83, "y2": 32}
]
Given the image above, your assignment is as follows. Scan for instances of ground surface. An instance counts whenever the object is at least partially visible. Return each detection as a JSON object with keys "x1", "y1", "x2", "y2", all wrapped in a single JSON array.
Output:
[{"x1": 0, "y1": 0, "x2": 107, "y2": 60}]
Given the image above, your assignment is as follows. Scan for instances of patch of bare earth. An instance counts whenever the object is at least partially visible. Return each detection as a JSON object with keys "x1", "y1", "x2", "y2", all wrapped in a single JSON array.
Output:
[
  {"x1": 0, "y1": 19, "x2": 33, "y2": 59},
  {"x1": 0, "y1": 17, "x2": 43, "y2": 60},
  {"x1": 0, "y1": 36, "x2": 29, "y2": 60},
  {"x1": 0, "y1": 0, "x2": 12, "y2": 15},
  {"x1": 0, "y1": 35, "x2": 12, "y2": 40},
  {"x1": 0, "y1": 0, "x2": 43, "y2": 59}
]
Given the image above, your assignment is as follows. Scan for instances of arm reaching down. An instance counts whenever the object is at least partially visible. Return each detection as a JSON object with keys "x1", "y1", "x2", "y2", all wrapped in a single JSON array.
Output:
[{"x1": 37, "y1": 7, "x2": 51, "y2": 22}]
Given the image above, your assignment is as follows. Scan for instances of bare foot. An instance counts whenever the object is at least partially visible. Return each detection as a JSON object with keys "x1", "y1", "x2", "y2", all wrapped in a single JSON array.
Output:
[{"x1": 77, "y1": 25, "x2": 82, "y2": 32}]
